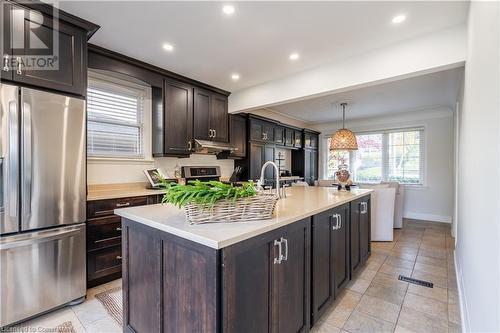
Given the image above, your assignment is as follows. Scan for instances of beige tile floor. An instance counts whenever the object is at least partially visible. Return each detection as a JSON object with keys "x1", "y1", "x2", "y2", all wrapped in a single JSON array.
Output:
[
  {"x1": 8, "y1": 279, "x2": 122, "y2": 333},
  {"x1": 312, "y1": 219, "x2": 462, "y2": 333},
  {"x1": 10, "y1": 219, "x2": 461, "y2": 333}
]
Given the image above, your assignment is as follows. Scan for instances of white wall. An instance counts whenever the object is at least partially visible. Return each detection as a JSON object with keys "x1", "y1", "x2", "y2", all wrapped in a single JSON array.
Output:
[
  {"x1": 455, "y1": 2, "x2": 500, "y2": 332},
  {"x1": 87, "y1": 155, "x2": 234, "y2": 185},
  {"x1": 229, "y1": 25, "x2": 466, "y2": 112},
  {"x1": 248, "y1": 108, "x2": 310, "y2": 128},
  {"x1": 313, "y1": 107, "x2": 455, "y2": 223}
]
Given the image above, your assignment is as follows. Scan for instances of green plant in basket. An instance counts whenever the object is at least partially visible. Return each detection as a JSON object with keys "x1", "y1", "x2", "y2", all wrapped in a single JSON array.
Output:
[{"x1": 157, "y1": 175, "x2": 257, "y2": 209}]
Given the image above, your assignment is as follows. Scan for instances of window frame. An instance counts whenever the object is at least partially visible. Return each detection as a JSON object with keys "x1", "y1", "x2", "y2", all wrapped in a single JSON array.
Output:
[
  {"x1": 325, "y1": 126, "x2": 426, "y2": 187},
  {"x1": 87, "y1": 71, "x2": 152, "y2": 162}
]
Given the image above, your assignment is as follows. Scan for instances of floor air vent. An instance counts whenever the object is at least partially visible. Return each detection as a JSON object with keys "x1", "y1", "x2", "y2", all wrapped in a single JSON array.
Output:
[{"x1": 398, "y1": 275, "x2": 434, "y2": 288}]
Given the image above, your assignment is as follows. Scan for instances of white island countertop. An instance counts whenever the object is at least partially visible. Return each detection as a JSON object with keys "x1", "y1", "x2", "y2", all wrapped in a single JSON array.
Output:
[{"x1": 114, "y1": 187, "x2": 372, "y2": 249}]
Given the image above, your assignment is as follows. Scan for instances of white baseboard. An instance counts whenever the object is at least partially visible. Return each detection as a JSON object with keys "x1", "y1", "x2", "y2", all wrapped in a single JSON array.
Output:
[
  {"x1": 454, "y1": 250, "x2": 470, "y2": 332},
  {"x1": 403, "y1": 212, "x2": 452, "y2": 223}
]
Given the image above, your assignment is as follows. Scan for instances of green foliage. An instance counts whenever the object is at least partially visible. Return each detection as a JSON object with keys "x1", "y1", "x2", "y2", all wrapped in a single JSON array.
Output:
[{"x1": 158, "y1": 177, "x2": 257, "y2": 208}]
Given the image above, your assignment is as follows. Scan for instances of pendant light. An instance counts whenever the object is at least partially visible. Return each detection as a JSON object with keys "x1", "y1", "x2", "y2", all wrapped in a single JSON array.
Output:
[{"x1": 329, "y1": 102, "x2": 358, "y2": 150}]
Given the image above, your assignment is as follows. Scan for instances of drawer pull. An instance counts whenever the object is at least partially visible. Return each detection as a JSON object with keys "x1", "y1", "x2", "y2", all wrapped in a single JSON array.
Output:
[
  {"x1": 116, "y1": 202, "x2": 130, "y2": 208},
  {"x1": 95, "y1": 236, "x2": 121, "y2": 243},
  {"x1": 116, "y1": 227, "x2": 122, "y2": 231},
  {"x1": 94, "y1": 209, "x2": 115, "y2": 217},
  {"x1": 116, "y1": 256, "x2": 122, "y2": 260}
]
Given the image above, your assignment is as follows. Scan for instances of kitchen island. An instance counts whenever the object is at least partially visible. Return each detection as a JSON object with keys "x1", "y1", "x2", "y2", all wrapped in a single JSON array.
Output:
[{"x1": 115, "y1": 186, "x2": 372, "y2": 333}]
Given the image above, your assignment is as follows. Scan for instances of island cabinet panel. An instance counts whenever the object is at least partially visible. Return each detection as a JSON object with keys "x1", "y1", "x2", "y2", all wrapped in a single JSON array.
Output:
[
  {"x1": 122, "y1": 219, "x2": 219, "y2": 333},
  {"x1": 350, "y1": 196, "x2": 371, "y2": 276},
  {"x1": 311, "y1": 203, "x2": 350, "y2": 325},
  {"x1": 222, "y1": 218, "x2": 311, "y2": 333}
]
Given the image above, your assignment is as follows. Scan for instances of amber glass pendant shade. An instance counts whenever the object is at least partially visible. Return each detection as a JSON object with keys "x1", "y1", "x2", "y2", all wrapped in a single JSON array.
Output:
[{"x1": 329, "y1": 103, "x2": 358, "y2": 151}]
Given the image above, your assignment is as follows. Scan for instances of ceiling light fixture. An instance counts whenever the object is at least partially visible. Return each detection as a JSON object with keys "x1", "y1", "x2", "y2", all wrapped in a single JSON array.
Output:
[
  {"x1": 289, "y1": 53, "x2": 300, "y2": 61},
  {"x1": 392, "y1": 14, "x2": 406, "y2": 24},
  {"x1": 222, "y1": 5, "x2": 235, "y2": 15},
  {"x1": 231, "y1": 73, "x2": 240, "y2": 80},
  {"x1": 162, "y1": 43, "x2": 174, "y2": 51},
  {"x1": 330, "y1": 103, "x2": 358, "y2": 151}
]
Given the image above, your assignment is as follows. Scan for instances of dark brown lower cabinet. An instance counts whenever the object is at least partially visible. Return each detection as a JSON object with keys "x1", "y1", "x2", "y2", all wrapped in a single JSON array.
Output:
[
  {"x1": 86, "y1": 194, "x2": 160, "y2": 287},
  {"x1": 223, "y1": 218, "x2": 310, "y2": 333},
  {"x1": 311, "y1": 203, "x2": 349, "y2": 324},
  {"x1": 350, "y1": 196, "x2": 371, "y2": 276},
  {"x1": 121, "y1": 217, "x2": 310, "y2": 333},
  {"x1": 120, "y1": 196, "x2": 371, "y2": 332}
]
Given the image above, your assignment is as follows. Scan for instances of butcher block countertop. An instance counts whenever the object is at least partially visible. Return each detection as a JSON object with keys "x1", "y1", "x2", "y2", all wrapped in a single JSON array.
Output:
[
  {"x1": 87, "y1": 182, "x2": 166, "y2": 201},
  {"x1": 114, "y1": 186, "x2": 372, "y2": 249}
]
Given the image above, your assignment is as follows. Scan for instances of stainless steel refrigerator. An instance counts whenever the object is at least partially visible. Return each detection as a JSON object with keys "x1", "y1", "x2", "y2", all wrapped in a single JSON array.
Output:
[{"x1": 0, "y1": 84, "x2": 86, "y2": 327}]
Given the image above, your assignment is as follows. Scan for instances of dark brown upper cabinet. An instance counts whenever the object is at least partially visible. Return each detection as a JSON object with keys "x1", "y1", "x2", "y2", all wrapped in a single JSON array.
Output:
[
  {"x1": 211, "y1": 93, "x2": 229, "y2": 142},
  {"x1": 250, "y1": 118, "x2": 275, "y2": 143},
  {"x1": 163, "y1": 78, "x2": 194, "y2": 155},
  {"x1": 285, "y1": 127, "x2": 295, "y2": 147},
  {"x1": 194, "y1": 88, "x2": 229, "y2": 142},
  {"x1": 1, "y1": 2, "x2": 98, "y2": 96},
  {"x1": 229, "y1": 114, "x2": 246, "y2": 158},
  {"x1": 274, "y1": 126, "x2": 285, "y2": 145},
  {"x1": 294, "y1": 130, "x2": 303, "y2": 148},
  {"x1": 304, "y1": 131, "x2": 319, "y2": 149}
]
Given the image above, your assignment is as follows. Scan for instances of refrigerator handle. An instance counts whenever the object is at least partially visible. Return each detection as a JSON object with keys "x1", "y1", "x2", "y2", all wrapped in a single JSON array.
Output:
[
  {"x1": 22, "y1": 101, "x2": 32, "y2": 219},
  {"x1": 0, "y1": 227, "x2": 83, "y2": 250},
  {"x1": 8, "y1": 101, "x2": 19, "y2": 219}
]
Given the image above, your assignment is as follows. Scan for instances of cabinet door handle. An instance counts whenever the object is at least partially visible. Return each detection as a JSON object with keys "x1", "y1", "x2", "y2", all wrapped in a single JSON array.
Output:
[
  {"x1": 338, "y1": 214, "x2": 342, "y2": 229},
  {"x1": 361, "y1": 202, "x2": 368, "y2": 214},
  {"x1": 281, "y1": 237, "x2": 288, "y2": 261},
  {"x1": 16, "y1": 57, "x2": 22, "y2": 75},
  {"x1": 331, "y1": 214, "x2": 338, "y2": 230},
  {"x1": 274, "y1": 239, "x2": 283, "y2": 264},
  {"x1": 209, "y1": 129, "x2": 213, "y2": 138},
  {"x1": 116, "y1": 227, "x2": 122, "y2": 231},
  {"x1": 116, "y1": 255, "x2": 122, "y2": 260},
  {"x1": 115, "y1": 202, "x2": 130, "y2": 208},
  {"x1": 187, "y1": 140, "x2": 192, "y2": 151},
  {"x1": 3, "y1": 54, "x2": 9, "y2": 72}
]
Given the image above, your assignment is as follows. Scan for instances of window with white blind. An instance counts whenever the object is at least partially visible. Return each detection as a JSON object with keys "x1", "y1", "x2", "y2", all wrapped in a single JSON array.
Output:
[
  {"x1": 87, "y1": 76, "x2": 147, "y2": 159},
  {"x1": 326, "y1": 128, "x2": 425, "y2": 185}
]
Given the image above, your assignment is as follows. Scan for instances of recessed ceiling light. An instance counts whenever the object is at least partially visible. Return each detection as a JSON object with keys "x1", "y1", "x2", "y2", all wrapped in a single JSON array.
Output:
[
  {"x1": 231, "y1": 73, "x2": 240, "y2": 80},
  {"x1": 222, "y1": 5, "x2": 235, "y2": 15},
  {"x1": 392, "y1": 14, "x2": 406, "y2": 24},
  {"x1": 162, "y1": 43, "x2": 174, "y2": 51},
  {"x1": 289, "y1": 53, "x2": 300, "y2": 61}
]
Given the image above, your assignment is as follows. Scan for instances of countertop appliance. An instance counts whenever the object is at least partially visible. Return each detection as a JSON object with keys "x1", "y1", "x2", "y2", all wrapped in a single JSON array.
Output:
[
  {"x1": 181, "y1": 166, "x2": 221, "y2": 182},
  {"x1": 0, "y1": 84, "x2": 86, "y2": 327}
]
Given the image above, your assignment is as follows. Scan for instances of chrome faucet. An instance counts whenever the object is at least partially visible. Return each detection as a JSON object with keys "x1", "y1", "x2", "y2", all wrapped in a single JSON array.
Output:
[{"x1": 257, "y1": 161, "x2": 281, "y2": 198}]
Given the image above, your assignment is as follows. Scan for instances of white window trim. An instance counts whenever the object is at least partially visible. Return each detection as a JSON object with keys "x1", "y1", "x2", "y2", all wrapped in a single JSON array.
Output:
[
  {"x1": 87, "y1": 70, "x2": 152, "y2": 162},
  {"x1": 323, "y1": 126, "x2": 427, "y2": 187}
]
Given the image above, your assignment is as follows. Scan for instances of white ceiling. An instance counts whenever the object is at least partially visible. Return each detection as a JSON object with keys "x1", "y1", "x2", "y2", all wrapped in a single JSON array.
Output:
[
  {"x1": 58, "y1": 1, "x2": 469, "y2": 92},
  {"x1": 268, "y1": 68, "x2": 464, "y2": 124}
]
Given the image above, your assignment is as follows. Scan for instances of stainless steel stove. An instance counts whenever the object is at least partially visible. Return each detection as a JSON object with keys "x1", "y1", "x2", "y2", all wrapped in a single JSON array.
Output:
[{"x1": 181, "y1": 166, "x2": 221, "y2": 182}]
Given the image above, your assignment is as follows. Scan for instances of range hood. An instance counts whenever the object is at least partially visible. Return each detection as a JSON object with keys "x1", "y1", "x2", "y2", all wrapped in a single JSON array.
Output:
[{"x1": 194, "y1": 139, "x2": 238, "y2": 155}]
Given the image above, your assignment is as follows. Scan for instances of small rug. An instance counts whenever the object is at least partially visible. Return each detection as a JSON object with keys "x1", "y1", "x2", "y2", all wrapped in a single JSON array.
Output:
[
  {"x1": 15, "y1": 321, "x2": 76, "y2": 333},
  {"x1": 95, "y1": 287, "x2": 123, "y2": 326}
]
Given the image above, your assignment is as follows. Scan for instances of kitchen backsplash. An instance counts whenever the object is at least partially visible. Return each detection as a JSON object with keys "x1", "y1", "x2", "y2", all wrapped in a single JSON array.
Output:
[{"x1": 87, "y1": 154, "x2": 235, "y2": 185}]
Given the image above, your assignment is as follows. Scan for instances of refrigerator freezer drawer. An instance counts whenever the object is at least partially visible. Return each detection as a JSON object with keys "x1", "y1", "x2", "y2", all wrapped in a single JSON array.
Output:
[{"x1": 0, "y1": 224, "x2": 86, "y2": 327}]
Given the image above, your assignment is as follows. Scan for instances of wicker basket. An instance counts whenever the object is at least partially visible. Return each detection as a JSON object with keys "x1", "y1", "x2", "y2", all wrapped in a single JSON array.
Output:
[{"x1": 185, "y1": 193, "x2": 279, "y2": 225}]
